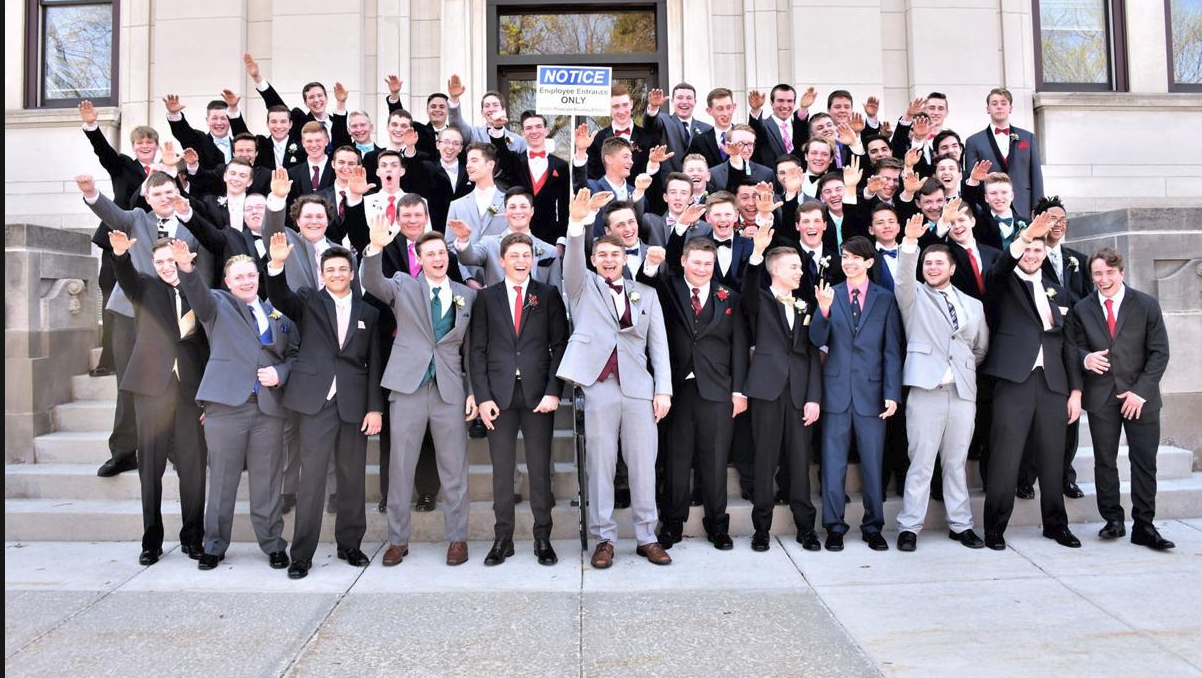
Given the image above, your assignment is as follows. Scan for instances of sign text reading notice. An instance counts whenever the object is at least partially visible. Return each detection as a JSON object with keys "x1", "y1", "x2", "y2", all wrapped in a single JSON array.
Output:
[{"x1": 535, "y1": 65, "x2": 612, "y2": 116}]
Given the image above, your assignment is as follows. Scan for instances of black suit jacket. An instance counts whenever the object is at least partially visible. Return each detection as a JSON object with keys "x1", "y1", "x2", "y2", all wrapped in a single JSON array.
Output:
[
  {"x1": 228, "y1": 114, "x2": 302, "y2": 170},
  {"x1": 258, "y1": 83, "x2": 350, "y2": 151},
  {"x1": 740, "y1": 260, "x2": 823, "y2": 408},
  {"x1": 948, "y1": 241, "x2": 1000, "y2": 300},
  {"x1": 111, "y1": 252, "x2": 208, "y2": 398},
  {"x1": 981, "y1": 246, "x2": 1082, "y2": 395},
  {"x1": 643, "y1": 109, "x2": 713, "y2": 174},
  {"x1": 83, "y1": 127, "x2": 151, "y2": 210},
  {"x1": 662, "y1": 226, "x2": 753, "y2": 293},
  {"x1": 287, "y1": 158, "x2": 336, "y2": 204},
  {"x1": 176, "y1": 207, "x2": 269, "y2": 299},
  {"x1": 635, "y1": 270, "x2": 748, "y2": 403},
  {"x1": 685, "y1": 130, "x2": 727, "y2": 170},
  {"x1": 168, "y1": 113, "x2": 228, "y2": 170},
  {"x1": 586, "y1": 124, "x2": 655, "y2": 181},
  {"x1": 491, "y1": 136, "x2": 570, "y2": 244},
  {"x1": 1041, "y1": 244, "x2": 1093, "y2": 304},
  {"x1": 1069, "y1": 287, "x2": 1169, "y2": 413},
  {"x1": 468, "y1": 280, "x2": 568, "y2": 410},
  {"x1": 402, "y1": 157, "x2": 473, "y2": 232},
  {"x1": 266, "y1": 275, "x2": 384, "y2": 422},
  {"x1": 747, "y1": 112, "x2": 808, "y2": 168},
  {"x1": 187, "y1": 164, "x2": 272, "y2": 199}
]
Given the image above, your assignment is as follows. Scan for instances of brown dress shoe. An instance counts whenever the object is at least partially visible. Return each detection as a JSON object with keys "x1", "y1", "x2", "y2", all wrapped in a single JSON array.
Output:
[
  {"x1": 636, "y1": 542, "x2": 673, "y2": 565},
  {"x1": 590, "y1": 541, "x2": 614, "y2": 569},
  {"x1": 382, "y1": 544, "x2": 408, "y2": 566},
  {"x1": 446, "y1": 541, "x2": 469, "y2": 566}
]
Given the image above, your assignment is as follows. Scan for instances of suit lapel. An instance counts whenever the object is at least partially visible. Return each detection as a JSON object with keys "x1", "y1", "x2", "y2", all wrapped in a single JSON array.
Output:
[
  {"x1": 671, "y1": 277, "x2": 696, "y2": 335},
  {"x1": 984, "y1": 128, "x2": 1008, "y2": 171},
  {"x1": 1111, "y1": 288, "x2": 1132, "y2": 340},
  {"x1": 319, "y1": 289, "x2": 339, "y2": 349}
]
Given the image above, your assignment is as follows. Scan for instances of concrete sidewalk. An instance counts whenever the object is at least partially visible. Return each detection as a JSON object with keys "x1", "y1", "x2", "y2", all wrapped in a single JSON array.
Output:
[{"x1": 5, "y1": 520, "x2": 1201, "y2": 678}]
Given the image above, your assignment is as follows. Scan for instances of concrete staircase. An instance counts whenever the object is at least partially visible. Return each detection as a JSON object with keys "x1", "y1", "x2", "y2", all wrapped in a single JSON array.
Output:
[{"x1": 7, "y1": 350, "x2": 1202, "y2": 542}]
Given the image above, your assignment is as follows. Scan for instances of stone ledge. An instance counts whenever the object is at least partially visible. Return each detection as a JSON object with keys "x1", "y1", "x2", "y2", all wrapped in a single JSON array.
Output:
[
  {"x1": 1035, "y1": 92, "x2": 1202, "y2": 111},
  {"x1": 4, "y1": 107, "x2": 119, "y2": 130}
]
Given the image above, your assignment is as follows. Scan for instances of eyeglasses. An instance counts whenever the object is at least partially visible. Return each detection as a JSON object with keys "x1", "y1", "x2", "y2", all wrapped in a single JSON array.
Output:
[{"x1": 439, "y1": 140, "x2": 463, "y2": 147}]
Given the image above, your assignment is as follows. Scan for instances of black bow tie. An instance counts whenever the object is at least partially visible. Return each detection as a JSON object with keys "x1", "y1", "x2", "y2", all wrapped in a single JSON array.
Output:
[
  {"x1": 714, "y1": 239, "x2": 732, "y2": 249},
  {"x1": 626, "y1": 248, "x2": 640, "y2": 256}
]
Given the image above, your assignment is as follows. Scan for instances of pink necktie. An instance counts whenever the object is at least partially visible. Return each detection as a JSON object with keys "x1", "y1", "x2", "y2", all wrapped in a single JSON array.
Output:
[
  {"x1": 408, "y1": 242, "x2": 419, "y2": 276},
  {"x1": 780, "y1": 121, "x2": 793, "y2": 154}
]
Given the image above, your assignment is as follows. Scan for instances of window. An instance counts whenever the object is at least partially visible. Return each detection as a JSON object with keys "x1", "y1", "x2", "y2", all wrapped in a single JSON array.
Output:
[
  {"x1": 24, "y1": 0, "x2": 118, "y2": 108},
  {"x1": 488, "y1": 0, "x2": 667, "y2": 158},
  {"x1": 1167, "y1": 0, "x2": 1202, "y2": 91},
  {"x1": 1033, "y1": 0, "x2": 1128, "y2": 91}
]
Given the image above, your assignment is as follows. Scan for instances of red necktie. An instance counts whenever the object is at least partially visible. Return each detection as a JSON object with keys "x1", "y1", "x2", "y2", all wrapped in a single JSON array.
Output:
[
  {"x1": 691, "y1": 287, "x2": 702, "y2": 318},
  {"x1": 528, "y1": 150, "x2": 546, "y2": 159},
  {"x1": 1105, "y1": 298, "x2": 1116, "y2": 339},
  {"x1": 311, "y1": 164, "x2": 320, "y2": 190},
  {"x1": 386, "y1": 195, "x2": 397, "y2": 225},
  {"x1": 994, "y1": 127, "x2": 1010, "y2": 135},
  {"x1": 143, "y1": 165, "x2": 151, "y2": 176},
  {"x1": 967, "y1": 248, "x2": 984, "y2": 294},
  {"x1": 513, "y1": 286, "x2": 523, "y2": 335}
]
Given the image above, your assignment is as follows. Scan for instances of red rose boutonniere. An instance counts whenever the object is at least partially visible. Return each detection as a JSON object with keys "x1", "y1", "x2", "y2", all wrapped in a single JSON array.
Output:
[
  {"x1": 715, "y1": 287, "x2": 730, "y2": 302},
  {"x1": 527, "y1": 294, "x2": 540, "y2": 309}
]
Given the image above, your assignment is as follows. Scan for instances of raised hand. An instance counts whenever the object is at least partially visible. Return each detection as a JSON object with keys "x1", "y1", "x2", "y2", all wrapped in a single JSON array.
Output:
[
  {"x1": 969, "y1": 159, "x2": 992, "y2": 183},
  {"x1": 569, "y1": 188, "x2": 593, "y2": 222},
  {"x1": 447, "y1": 74, "x2": 465, "y2": 100},
  {"x1": 74, "y1": 174, "x2": 97, "y2": 196},
  {"x1": 842, "y1": 155, "x2": 862, "y2": 188},
  {"x1": 1024, "y1": 211, "x2": 1056, "y2": 241},
  {"x1": 485, "y1": 108, "x2": 508, "y2": 127},
  {"x1": 159, "y1": 141, "x2": 180, "y2": 167},
  {"x1": 903, "y1": 213, "x2": 925, "y2": 242},
  {"x1": 171, "y1": 194, "x2": 191, "y2": 216},
  {"x1": 183, "y1": 147, "x2": 199, "y2": 168},
  {"x1": 782, "y1": 165, "x2": 804, "y2": 195},
  {"x1": 644, "y1": 245, "x2": 666, "y2": 269},
  {"x1": 268, "y1": 231, "x2": 293, "y2": 266},
  {"x1": 384, "y1": 74, "x2": 403, "y2": 98},
  {"x1": 799, "y1": 86, "x2": 818, "y2": 109},
  {"x1": 722, "y1": 139, "x2": 743, "y2": 160},
  {"x1": 347, "y1": 166, "x2": 376, "y2": 198},
  {"x1": 401, "y1": 127, "x2": 419, "y2": 149},
  {"x1": 647, "y1": 88, "x2": 665, "y2": 109},
  {"x1": 849, "y1": 111, "x2": 866, "y2": 134},
  {"x1": 836, "y1": 122, "x2": 856, "y2": 147},
  {"x1": 866, "y1": 175, "x2": 884, "y2": 196},
  {"x1": 863, "y1": 96, "x2": 880, "y2": 119},
  {"x1": 754, "y1": 191, "x2": 782, "y2": 215},
  {"x1": 270, "y1": 167, "x2": 291, "y2": 198},
  {"x1": 815, "y1": 279, "x2": 835, "y2": 314},
  {"x1": 905, "y1": 97, "x2": 927, "y2": 121},
  {"x1": 912, "y1": 116, "x2": 931, "y2": 140},
  {"x1": 574, "y1": 123, "x2": 596, "y2": 155},
  {"x1": 587, "y1": 191, "x2": 614, "y2": 212},
  {"x1": 221, "y1": 89, "x2": 241, "y2": 110},
  {"x1": 678, "y1": 203, "x2": 708, "y2": 226},
  {"x1": 163, "y1": 94, "x2": 185, "y2": 115},
  {"x1": 447, "y1": 219, "x2": 473, "y2": 243},
  {"x1": 333, "y1": 82, "x2": 348, "y2": 105},
  {"x1": 368, "y1": 212, "x2": 399, "y2": 250},
  {"x1": 169, "y1": 238, "x2": 197, "y2": 270},
  {"x1": 649, "y1": 144, "x2": 675, "y2": 164},
  {"x1": 633, "y1": 173, "x2": 653, "y2": 193},
  {"x1": 751, "y1": 225, "x2": 774, "y2": 256},
  {"x1": 243, "y1": 52, "x2": 262, "y2": 82},
  {"x1": 880, "y1": 120, "x2": 893, "y2": 139},
  {"x1": 902, "y1": 169, "x2": 923, "y2": 195},
  {"x1": 78, "y1": 100, "x2": 98, "y2": 125},
  {"x1": 904, "y1": 146, "x2": 921, "y2": 170},
  {"x1": 939, "y1": 197, "x2": 965, "y2": 226},
  {"x1": 108, "y1": 230, "x2": 136, "y2": 257},
  {"x1": 748, "y1": 89, "x2": 765, "y2": 111}
]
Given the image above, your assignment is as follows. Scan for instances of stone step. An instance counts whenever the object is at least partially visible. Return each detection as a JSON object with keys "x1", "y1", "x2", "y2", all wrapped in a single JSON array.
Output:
[
  {"x1": 71, "y1": 373, "x2": 117, "y2": 401},
  {"x1": 7, "y1": 474, "x2": 1202, "y2": 542}
]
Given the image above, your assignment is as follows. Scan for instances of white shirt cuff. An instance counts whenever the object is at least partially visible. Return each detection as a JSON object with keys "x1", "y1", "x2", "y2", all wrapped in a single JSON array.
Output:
[
  {"x1": 267, "y1": 263, "x2": 285, "y2": 275},
  {"x1": 81, "y1": 121, "x2": 100, "y2": 132},
  {"x1": 255, "y1": 81, "x2": 270, "y2": 93},
  {"x1": 166, "y1": 111, "x2": 182, "y2": 122},
  {"x1": 266, "y1": 193, "x2": 287, "y2": 211}
]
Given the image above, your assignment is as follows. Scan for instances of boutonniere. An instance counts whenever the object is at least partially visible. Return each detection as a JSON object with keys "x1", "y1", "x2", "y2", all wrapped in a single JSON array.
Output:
[
  {"x1": 1008, "y1": 132, "x2": 1020, "y2": 143},
  {"x1": 268, "y1": 309, "x2": 282, "y2": 320},
  {"x1": 453, "y1": 295, "x2": 466, "y2": 308},
  {"x1": 487, "y1": 204, "x2": 500, "y2": 216},
  {"x1": 715, "y1": 287, "x2": 730, "y2": 302},
  {"x1": 533, "y1": 246, "x2": 546, "y2": 258},
  {"x1": 818, "y1": 255, "x2": 831, "y2": 271},
  {"x1": 1069, "y1": 255, "x2": 1080, "y2": 272},
  {"x1": 526, "y1": 294, "x2": 540, "y2": 308},
  {"x1": 217, "y1": 196, "x2": 228, "y2": 206},
  {"x1": 628, "y1": 291, "x2": 641, "y2": 304},
  {"x1": 287, "y1": 143, "x2": 298, "y2": 153},
  {"x1": 794, "y1": 299, "x2": 808, "y2": 313},
  {"x1": 1045, "y1": 288, "x2": 1057, "y2": 300}
]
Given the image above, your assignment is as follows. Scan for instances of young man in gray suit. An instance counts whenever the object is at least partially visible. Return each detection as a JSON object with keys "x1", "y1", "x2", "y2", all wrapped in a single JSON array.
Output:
[
  {"x1": 558, "y1": 188, "x2": 674, "y2": 569},
  {"x1": 172, "y1": 241, "x2": 298, "y2": 571},
  {"x1": 893, "y1": 213, "x2": 989, "y2": 552},
  {"x1": 450, "y1": 187, "x2": 562, "y2": 288},
  {"x1": 446, "y1": 143, "x2": 508, "y2": 284},
  {"x1": 360, "y1": 223, "x2": 478, "y2": 567}
]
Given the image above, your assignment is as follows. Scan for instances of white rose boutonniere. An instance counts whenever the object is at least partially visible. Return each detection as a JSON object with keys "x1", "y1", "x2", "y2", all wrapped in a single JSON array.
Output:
[
  {"x1": 629, "y1": 291, "x2": 641, "y2": 304},
  {"x1": 217, "y1": 196, "x2": 228, "y2": 207},
  {"x1": 533, "y1": 246, "x2": 545, "y2": 258},
  {"x1": 1045, "y1": 288, "x2": 1057, "y2": 300},
  {"x1": 453, "y1": 295, "x2": 466, "y2": 308},
  {"x1": 1069, "y1": 255, "x2": 1080, "y2": 272},
  {"x1": 268, "y1": 309, "x2": 282, "y2": 320},
  {"x1": 287, "y1": 143, "x2": 298, "y2": 153},
  {"x1": 487, "y1": 204, "x2": 500, "y2": 216},
  {"x1": 818, "y1": 255, "x2": 831, "y2": 271},
  {"x1": 1009, "y1": 132, "x2": 1020, "y2": 144},
  {"x1": 794, "y1": 299, "x2": 807, "y2": 313}
]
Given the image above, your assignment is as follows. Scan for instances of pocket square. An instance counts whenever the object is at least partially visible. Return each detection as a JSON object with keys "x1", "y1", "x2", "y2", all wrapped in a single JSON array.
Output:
[
  {"x1": 1058, "y1": 306, "x2": 1069, "y2": 315},
  {"x1": 357, "y1": 320, "x2": 366, "y2": 329}
]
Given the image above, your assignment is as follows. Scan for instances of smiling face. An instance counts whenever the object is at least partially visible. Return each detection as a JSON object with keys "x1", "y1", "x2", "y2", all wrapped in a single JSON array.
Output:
[
  {"x1": 427, "y1": 96, "x2": 448, "y2": 126},
  {"x1": 397, "y1": 202, "x2": 428, "y2": 241},
  {"x1": 521, "y1": 116, "x2": 547, "y2": 149},
  {"x1": 984, "y1": 181, "x2": 1013, "y2": 214},
  {"x1": 603, "y1": 147, "x2": 633, "y2": 180},
  {"x1": 223, "y1": 163, "x2": 252, "y2": 196},
  {"x1": 480, "y1": 94, "x2": 503, "y2": 120},
  {"x1": 917, "y1": 191, "x2": 946, "y2": 223},
  {"x1": 132, "y1": 135, "x2": 159, "y2": 165},
  {"x1": 828, "y1": 96, "x2": 853, "y2": 125},
  {"x1": 417, "y1": 237, "x2": 450, "y2": 282},
  {"x1": 267, "y1": 111, "x2": 292, "y2": 140},
  {"x1": 730, "y1": 127, "x2": 755, "y2": 162},
  {"x1": 682, "y1": 159, "x2": 709, "y2": 193},
  {"x1": 1045, "y1": 206, "x2": 1068, "y2": 244},
  {"x1": 734, "y1": 186, "x2": 758, "y2": 221},
  {"x1": 947, "y1": 211, "x2": 975, "y2": 245},
  {"x1": 233, "y1": 139, "x2": 258, "y2": 164},
  {"x1": 810, "y1": 116, "x2": 836, "y2": 141},
  {"x1": 1017, "y1": 238, "x2": 1046, "y2": 275},
  {"x1": 302, "y1": 131, "x2": 327, "y2": 160},
  {"x1": 1091, "y1": 257, "x2": 1124, "y2": 298},
  {"x1": 501, "y1": 241, "x2": 533, "y2": 284},
  {"x1": 604, "y1": 208, "x2": 639, "y2": 247},
  {"x1": 243, "y1": 195, "x2": 266, "y2": 233},
  {"x1": 922, "y1": 250, "x2": 955, "y2": 289},
  {"x1": 672, "y1": 87, "x2": 696, "y2": 119},
  {"x1": 321, "y1": 254, "x2": 354, "y2": 296},
  {"x1": 769, "y1": 252, "x2": 802, "y2": 291},
  {"x1": 386, "y1": 115, "x2": 412, "y2": 146},
  {"x1": 820, "y1": 179, "x2": 846, "y2": 212},
  {"x1": 348, "y1": 113, "x2": 373, "y2": 144},
  {"x1": 707, "y1": 95, "x2": 736, "y2": 129},
  {"x1": 876, "y1": 167, "x2": 900, "y2": 200},
  {"x1": 303, "y1": 85, "x2": 328, "y2": 116},
  {"x1": 152, "y1": 246, "x2": 179, "y2": 286},
  {"x1": 296, "y1": 203, "x2": 329, "y2": 243},
  {"x1": 805, "y1": 143, "x2": 832, "y2": 175},
  {"x1": 146, "y1": 181, "x2": 179, "y2": 218},
  {"x1": 610, "y1": 94, "x2": 633, "y2": 127},
  {"x1": 505, "y1": 194, "x2": 533, "y2": 232},
  {"x1": 796, "y1": 208, "x2": 826, "y2": 249},
  {"x1": 936, "y1": 158, "x2": 962, "y2": 192},
  {"x1": 870, "y1": 210, "x2": 900, "y2": 247},
  {"x1": 936, "y1": 136, "x2": 962, "y2": 161},
  {"x1": 706, "y1": 201, "x2": 738, "y2": 238},
  {"x1": 225, "y1": 259, "x2": 259, "y2": 303},
  {"x1": 206, "y1": 107, "x2": 230, "y2": 137},
  {"x1": 840, "y1": 250, "x2": 874, "y2": 280},
  {"x1": 771, "y1": 88, "x2": 795, "y2": 121},
  {"x1": 866, "y1": 138, "x2": 891, "y2": 164},
  {"x1": 591, "y1": 242, "x2": 625, "y2": 282},
  {"x1": 332, "y1": 149, "x2": 360, "y2": 183},
  {"x1": 924, "y1": 97, "x2": 948, "y2": 129},
  {"x1": 682, "y1": 248, "x2": 716, "y2": 288},
  {"x1": 437, "y1": 128, "x2": 463, "y2": 164},
  {"x1": 465, "y1": 148, "x2": 495, "y2": 182},
  {"x1": 664, "y1": 177, "x2": 692, "y2": 216}
]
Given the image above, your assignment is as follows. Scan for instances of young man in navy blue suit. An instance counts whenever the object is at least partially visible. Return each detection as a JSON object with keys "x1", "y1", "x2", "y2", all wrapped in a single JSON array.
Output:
[{"x1": 810, "y1": 236, "x2": 903, "y2": 552}]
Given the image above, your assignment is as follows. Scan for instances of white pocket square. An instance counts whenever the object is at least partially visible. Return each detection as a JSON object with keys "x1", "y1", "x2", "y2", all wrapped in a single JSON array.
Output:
[
  {"x1": 1058, "y1": 306, "x2": 1069, "y2": 315},
  {"x1": 357, "y1": 320, "x2": 366, "y2": 329}
]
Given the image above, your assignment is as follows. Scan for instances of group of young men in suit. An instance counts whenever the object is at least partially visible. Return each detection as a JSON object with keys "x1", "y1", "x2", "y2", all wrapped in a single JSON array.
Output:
[{"x1": 79, "y1": 56, "x2": 1175, "y2": 575}]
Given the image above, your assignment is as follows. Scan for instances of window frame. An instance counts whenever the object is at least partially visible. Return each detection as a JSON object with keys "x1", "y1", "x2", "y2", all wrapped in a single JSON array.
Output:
[
  {"x1": 23, "y1": 0, "x2": 120, "y2": 109},
  {"x1": 1165, "y1": 0, "x2": 1202, "y2": 92},
  {"x1": 1032, "y1": 0, "x2": 1128, "y2": 92}
]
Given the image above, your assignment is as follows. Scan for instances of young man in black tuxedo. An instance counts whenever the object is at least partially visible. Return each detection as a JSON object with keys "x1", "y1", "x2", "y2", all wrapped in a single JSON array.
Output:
[
  {"x1": 243, "y1": 52, "x2": 348, "y2": 152},
  {"x1": 1070, "y1": 248, "x2": 1173, "y2": 550},
  {"x1": 108, "y1": 232, "x2": 208, "y2": 566},
  {"x1": 469, "y1": 233, "x2": 569, "y2": 566},
  {"x1": 490, "y1": 111, "x2": 570, "y2": 246},
  {"x1": 163, "y1": 95, "x2": 232, "y2": 170},
  {"x1": 584, "y1": 83, "x2": 656, "y2": 181},
  {"x1": 265, "y1": 237, "x2": 385, "y2": 579}
]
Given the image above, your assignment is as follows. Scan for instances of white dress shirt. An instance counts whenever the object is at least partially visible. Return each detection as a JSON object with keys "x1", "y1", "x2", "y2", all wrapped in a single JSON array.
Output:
[
  {"x1": 247, "y1": 298, "x2": 270, "y2": 334},
  {"x1": 473, "y1": 186, "x2": 498, "y2": 218},
  {"x1": 1013, "y1": 265, "x2": 1053, "y2": 370},
  {"x1": 326, "y1": 290, "x2": 353, "y2": 398},
  {"x1": 770, "y1": 284, "x2": 796, "y2": 329},
  {"x1": 442, "y1": 161, "x2": 460, "y2": 189}
]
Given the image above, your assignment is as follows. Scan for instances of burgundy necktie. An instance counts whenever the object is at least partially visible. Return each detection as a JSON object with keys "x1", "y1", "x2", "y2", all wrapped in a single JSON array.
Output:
[
  {"x1": 339, "y1": 190, "x2": 347, "y2": 219},
  {"x1": 967, "y1": 248, "x2": 984, "y2": 295},
  {"x1": 311, "y1": 164, "x2": 320, "y2": 190},
  {"x1": 691, "y1": 287, "x2": 702, "y2": 318},
  {"x1": 994, "y1": 127, "x2": 1010, "y2": 135},
  {"x1": 1105, "y1": 298, "x2": 1116, "y2": 339}
]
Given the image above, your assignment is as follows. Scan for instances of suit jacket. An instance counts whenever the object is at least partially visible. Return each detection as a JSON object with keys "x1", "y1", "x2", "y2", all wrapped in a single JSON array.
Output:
[
  {"x1": 740, "y1": 260, "x2": 823, "y2": 408},
  {"x1": 768, "y1": 234, "x2": 845, "y2": 307},
  {"x1": 456, "y1": 232, "x2": 561, "y2": 287},
  {"x1": 980, "y1": 244, "x2": 1082, "y2": 395},
  {"x1": 83, "y1": 126, "x2": 151, "y2": 210},
  {"x1": 228, "y1": 113, "x2": 302, "y2": 170},
  {"x1": 1041, "y1": 244, "x2": 1093, "y2": 304},
  {"x1": 586, "y1": 124, "x2": 655, "y2": 181},
  {"x1": 258, "y1": 82, "x2": 351, "y2": 152},
  {"x1": 287, "y1": 158, "x2": 336, "y2": 202},
  {"x1": 636, "y1": 269, "x2": 748, "y2": 403},
  {"x1": 468, "y1": 280, "x2": 569, "y2": 410},
  {"x1": 964, "y1": 125, "x2": 1044, "y2": 220},
  {"x1": 111, "y1": 252, "x2": 208, "y2": 399},
  {"x1": 187, "y1": 165, "x2": 272, "y2": 200},
  {"x1": 685, "y1": 129, "x2": 728, "y2": 169},
  {"x1": 404, "y1": 157, "x2": 473, "y2": 232},
  {"x1": 176, "y1": 207, "x2": 269, "y2": 299},
  {"x1": 359, "y1": 251, "x2": 475, "y2": 405},
  {"x1": 747, "y1": 111, "x2": 807, "y2": 168},
  {"x1": 446, "y1": 188, "x2": 508, "y2": 281},
  {"x1": 809, "y1": 280, "x2": 904, "y2": 416},
  {"x1": 948, "y1": 241, "x2": 1000, "y2": 300},
  {"x1": 660, "y1": 224, "x2": 750, "y2": 292},
  {"x1": 644, "y1": 110, "x2": 712, "y2": 174},
  {"x1": 168, "y1": 113, "x2": 229, "y2": 170},
  {"x1": 894, "y1": 243, "x2": 989, "y2": 400},
  {"x1": 177, "y1": 266, "x2": 298, "y2": 417},
  {"x1": 556, "y1": 227, "x2": 672, "y2": 399},
  {"x1": 266, "y1": 273, "x2": 384, "y2": 422},
  {"x1": 643, "y1": 213, "x2": 712, "y2": 248},
  {"x1": 447, "y1": 103, "x2": 526, "y2": 152},
  {"x1": 340, "y1": 200, "x2": 465, "y2": 284},
  {"x1": 1069, "y1": 287, "x2": 1170, "y2": 413},
  {"x1": 709, "y1": 158, "x2": 776, "y2": 194},
  {"x1": 262, "y1": 201, "x2": 353, "y2": 292},
  {"x1": 491, "y1": 136, "x2": 570, "y2": 244}
]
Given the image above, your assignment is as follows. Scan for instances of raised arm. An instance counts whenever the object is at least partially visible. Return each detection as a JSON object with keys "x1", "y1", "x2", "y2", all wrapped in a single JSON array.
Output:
[
  {"x1": 171, "y1": 239, "x2": 219, "y2": 322},
  {"x1": 264, "y1": 231, "x2": 307, "y2": 321},
  {"x1": 894, "y1": 214, "x2": 924, "y2": 313}
]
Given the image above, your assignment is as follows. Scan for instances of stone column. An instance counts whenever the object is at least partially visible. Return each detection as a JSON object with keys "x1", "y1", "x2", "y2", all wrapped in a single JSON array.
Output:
[{"x1": 5, "y1": 224, "x2": 100, "y2": 463}]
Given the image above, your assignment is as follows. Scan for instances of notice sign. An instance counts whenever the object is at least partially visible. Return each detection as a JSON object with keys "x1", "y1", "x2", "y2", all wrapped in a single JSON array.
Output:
[{"x1": 535, "y1": 65, "x2": 613, "y2": 117}]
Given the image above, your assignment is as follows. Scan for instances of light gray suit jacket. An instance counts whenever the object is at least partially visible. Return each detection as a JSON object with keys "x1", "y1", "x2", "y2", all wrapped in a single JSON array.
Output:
[
  {"x1": 448, "y1": 104, "x2": 526, "y2": 152},
  {"x1": 359, "y1": 249, "x2": 476, "y2": 406},
  {"x1": 455, "y1": 232, "x2": 562, "y2": 288},
  {"x1": 642, "y1": 214, "x2": 711, "y2": 247},
  {"x1": 446, "y1": 189, "x2": 508, "y2": 280},
  {"x1": 177, "y1": 265, "x2": 298, "y2": 417},
  {"x1": 262, "y1": 203, "x2": 352, "y2": 292},
  {"x1": 87, "y1": 193, "x2": 212, "y2": 318},
  {"x1": 556, "y1": 226, "x2": 671, "y2": 400},
  {"x1": 894, "y1": 243, "x2": 989, "y2": 401}
]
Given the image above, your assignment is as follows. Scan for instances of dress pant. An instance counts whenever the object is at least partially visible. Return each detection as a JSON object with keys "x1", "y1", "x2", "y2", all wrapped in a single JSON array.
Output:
[
  {"x1": 385, "y1": 383, "x2": 469, "y2": 545},
  {"x1": 821, "y1": 410, "x2": 886, "y2": 535},
  {"x1": 379, "y1": 422, "x2": 442, "y2": 504},
  {"x1": 971, "y1": 376, "x2": 995, "y2": 488},
  {"x1": 750, "y1": 395, "x2": 815, "y2": 535},
  {"x1": 897, "y1": 384, "x2": 975, "y2": 534},
  {"x1": 96, "y1": 259, "x2": 116, "y2": 371},
  {"x1": 107, "y1": 312, "x2": 139, "y2": 463},
  {"x1": 1089, "y1": 398, "x2": 1160, "y2": 528},
  {"x1": 290, "y1": 395, "x2": 368, "y2": 563},
  {"x1": 730, "y1": 411, "x2": 755, "y2": 496},
  {"x1": 984, "y1": 369, "x2": 1069, "y2": 535},
  {"x1": 582, "y1": 377, "x2": 658, "y2": 545},
  {"x1": 489, "y1": 379, "x2": 555, "y2": 541},
  {"x1": 282, "y1": 412, "x2": 337, "y2": 498},
  {"x1": 663, "y1": 379, "x2": 733, "y2": 536},
  {"x1": 133, "y1": 380, "x2": 205, "y2": 551},
  {"x1": 201, "y1": 396, "x2": 287, "y2": 556},
  {"x1": 1018, "y1": 420, "x2": 1080, "y2": 488}
]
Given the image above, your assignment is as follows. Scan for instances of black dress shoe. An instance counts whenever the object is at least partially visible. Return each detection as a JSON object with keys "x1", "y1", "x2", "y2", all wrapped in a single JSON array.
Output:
[
  {"x1": 484, "y1": 538, "x2": 515, "y2": 566},
  {"x1": 897, "y1": 531, "x2": 917, "y2": 552},
  {"x1": 796, "y1": 531, "x2": 821, "y2": 551},
  {"x1": 614, "y1": 488, "x2": 631, "y2": 509},
  {"x1": 825, "y1": 532, "x2": 844, "y2": 552},
  {"x1": 949, "y1": 529, "x2": 985, "y2": 549},
  {"x1": 287, "y1": 560, "x2": 310, "y2": 579},
  {"x1": 1015, "y1": 485, "x2": 1035, "y2": 500},
  {"x1": 750, "y1": 531, "x2": 770, "y2": 551},
  {"x1": 1063, "y1": 482, "x2": 1085, "y2": 499},
  {"x1": 96, "y1": 456, "x2": 137, "y2": 478},
  {"x1": 984, "y1": 532, "x2": 1007, "y2": 551},
  {"x1": 269, "y1": 551, "x2": 291, "y2": 569},
  {"x1": 863, "y1": 532, "x2": 889, "y2": 551},
  {"x1": 657, "y1": 530, "x2": 681, "y2": 550},
  {"x1": 337, "y1": 547, "x2": 370, "y2": 566},
  {"x1": 280, "y1": 493, "x2": 296, "y2": 515},
  {"x1": 138, "y1": 548, "x2": 163, "y2": 565},
  {"x1": 1098, "y1": 521, "x2": 1126, "y2": 539},
  {"x1": 197, "y1": 553, "x2": 224, "y2": 570},
  {"x1": 414, "y1": 494, "x2": 436, "y2": 512},
  {"x1": 88, "y1": 366, "x2": 114, "y2": 377},
  {"x1": 709, "y1": 533, "x2": 734, "y2": 550},
  {"x1": 377, "y1": 499, "x2": 387, "y2": 513},
  {"x1": 534, "y1": 538, "x2": 558, "y2": 565},
  {"x1": 326, "y1": 493, "x2": 338, "y2": 514},
  {"x1": 179, "y1": 543, "x2": 204, "y2": 560},
  {"x1": 469, "y1": 418, "x2": 488, "y2": 439},
  {"x1": 1131, "y1": 525, "x2": 1175, "y2": 550},
  {"x1": 1042, "y1": 527, "x2": 1082, "y2": 548}
]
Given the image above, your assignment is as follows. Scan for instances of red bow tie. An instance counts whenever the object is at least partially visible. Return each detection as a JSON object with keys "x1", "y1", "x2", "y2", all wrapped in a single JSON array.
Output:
[
  {"x1": 528, "y1": 151, "x2": 546, "y2": 159},
  {"x1": 614, "y1": 128, "x2": 630, "y2": 137},
  {"x1": 995, "y1": 127, "x2": 1010, "y2": 135}
]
